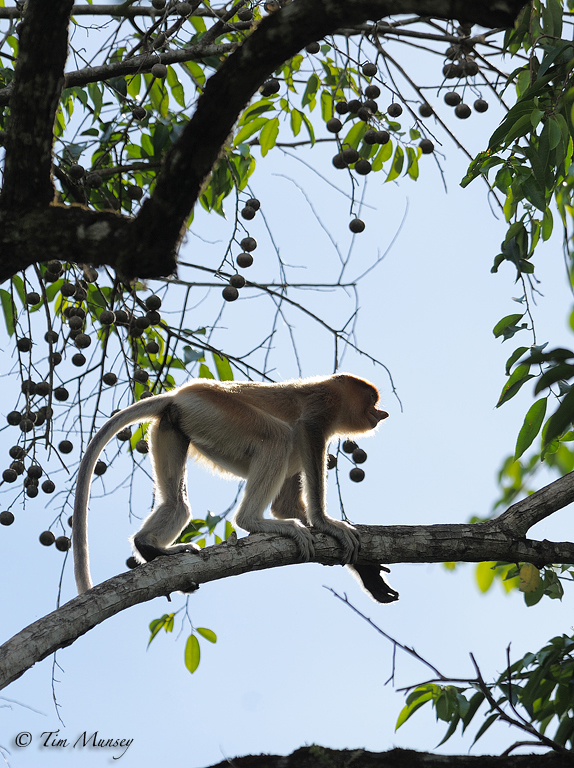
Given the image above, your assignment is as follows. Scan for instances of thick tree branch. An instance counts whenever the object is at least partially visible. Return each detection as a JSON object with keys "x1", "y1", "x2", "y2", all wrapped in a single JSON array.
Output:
[
  {"x1": 1, "y1": 469, "x2": 573, "y2": 691},
  {"x1": 204, "y1": 745, "x2": 574, "y2": 768},
  {"x1": 0, "y1": 0, "x2": 74, "y2": 209}
]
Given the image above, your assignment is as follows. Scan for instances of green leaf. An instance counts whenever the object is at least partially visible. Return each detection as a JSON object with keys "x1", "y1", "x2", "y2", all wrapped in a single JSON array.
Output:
[
  {"x1": 543, "y1": 387, "x2": 574, "y2": 446},
  {"x1": 496, "y1": 364, "x2": 534, "y2": 407},
  {"x1": 396, "y1": 687, "x2": 435, "y2": 729},
  {"x1": 476, "y1": 561, "x2": 496, "y2": 593},
  {"x1": 290, "y1": 108, "x2": 302, "y2": 136},
  {"x1": 235, "y1": 117, "x2": 269, "y2": 146},
  {"x1": 472, "y1": 713, "x2": 498, "y2": 746},
  {"x1": 462, "y1": 691, "x2": 486, "y2": 732},
  {"x1": 505, "y1": 346, "x2": 529, "y2": 375},
  {"x1": 260, "y1": 117, "x2": 279, "y2": 156},
  {"x1": 371, "y1": 140, "x2": 393, "y2": 171},
  {"x1": 212, "y1": 352, "x2": 233, "y2": 381},
  {"x1": 0, "y1": 289, "x2": 15, "y2": 336},
  {"x1": 534, "y1": 363, "x2": 574, "y2": 394},
  {"x1": 148, "y1": 613, "x2": 175, "y2": 646},
  {"x1": 166, "y1": 65, "x2": 185, "y2": 107},
  {"x1": 436, "y1": 713, "x2": 460, "y2": 747},
  {"x1": 515, "y1": 398, "x2": 547, "y2": 460},
  {"x1": 184, "y1": 634, "x2": 201, "y2": 674},
  {"x1": 386, "y1": 146, "x2": 404, "y2": 182},
  {"x1": 301, "y1": 73, "x2": 320, "y2": 108},
  {"x1": 493, "y1": 314, "x2": 524, "y2": 338},
  {"x1": 196, "y1": 627, "x2": 217, "y2": 643}
]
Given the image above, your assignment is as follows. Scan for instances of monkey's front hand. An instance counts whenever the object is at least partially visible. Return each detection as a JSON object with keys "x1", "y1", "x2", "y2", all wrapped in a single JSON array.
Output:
[{"x1": 315, "y1": 518, "x2": 360, "y2": 565}]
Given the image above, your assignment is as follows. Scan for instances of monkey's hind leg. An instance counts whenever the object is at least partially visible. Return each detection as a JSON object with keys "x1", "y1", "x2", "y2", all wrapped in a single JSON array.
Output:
[{"x1": 132, "y1": 411, "x2": 199, "y2": 563}]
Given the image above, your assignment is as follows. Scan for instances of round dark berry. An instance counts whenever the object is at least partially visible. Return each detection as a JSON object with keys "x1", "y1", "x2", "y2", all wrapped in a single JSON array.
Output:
[
  {"x1": 25, "y1": 292, "x2": 41, "y2": 305},
  {"x1": 305, "y1": 42, "x2": 320, "y2": 54},
  {"x1": 474, "y1": 98, "x2": 488, "y2": 113},
  {"x1": 54, "y1": 387, "x2": 69, "y2": 402},
  {"x1": 94, "y1": 460, "x2": 107, "y2": 476},
  {"x1": 135, "y1": 316, "x2": 150, "y2": 329},
  {"x1": 362, "y1": 62, "x2": 377, "y2": 77},
  {"x1": 349, "y1": 218, "x2": 365, "y2": 233},
  {"x1": 342, "y1": 440, "x2": 358, "y2": 453},
  {"x1": 126, "y1": 556, "x2": 139, "y2": 570},
  {"x1": 419, "y1": 139, "x2": 434, "y2": 154},
  {"x1": 419, "y1": 103, "x2": 433, "y2": 117},
  {"x1": 350, "y1": 467, "x2": 365, "y2": 482},
  {"x1": 240, "y1": 237, "x2": 257, "y2": 252},
  {"x1": 85, "y1": 172, "x2": 103, "y2": 188},
  {"x1": 327, "y1": 454, "x2": 337, "y2": 470},
  {"x1": 222, "y1": 286, "x2": 239, "y2": 302},
  {"x1": 364, "y1": 129, "x2": 378, "y2": 145},
  {"x1": 455, "y1": 103, "x2": 471, "y2": 119},
  {"x1": 230, "y1": 274, "x2": 246, "y2": 288},
  {"x1": 132, "y1": 105, "x2": 147, "y2": 121},
  {"x1": 74, "y1": 333, "x2": 92, "y2": 349},
  {"x1": 11, "y1": 461, "x2": 24, "y2": 475},
  {"x1": 241, "y1": 206, "x2": 255, "y2": 220},
  {"x1": 341, "y1": 148, "x2": 359, "y2": 164},
  {"x1": 135, "y1": 439, "x2": 149, "y2": 454},
  {"x1": 127, "y1": 184, "x2": 143, "y2": 200},
  {"x1": 364, "y1": 84, "x2": 381, "y2": 99},
  {"x1": 2, "y1": 469, "x2": 17, "y2": 483},
  {"x1": 332, "y1": 153, "x2": 346, "y2": 169},
  {"x1": 326, "y1": 117, "x2": 342, "y2": 133},
  {"x1": 261, "y1": 78, "x2": 280, "y2": 97},
  {"x1": 463, "y1": 60, "x2": 479, "y2": 76},
  {"x1": 114, "y1": 309, "x2": 129, "y2": 324},
  {"x1": 40, "y1": 530, "x2": 55, "y2": 546},
  {"x1": 59, "y1": 440, "x2": 73, "y2": 454},
  {"x1": 27, "y1": 465, "x2": 42, "y2": 479},
  {"x1": 352, "y1": 448, "x2": 367, "y2": 463},
  {"x1": 363, "y1": 99, "x2": 378, "y2": 113},
  {"x1": 246, "y1": 198, "x2": 261, "y2": 210},
  {"x1": 117, "y1": 428, "x2": 132, "y2": 441},
  {"x1": 19, "y1": 418, "x2": 34, "y2": 433},
  {"x1": 41, "y1": 479, "x2": 55, "y2": 494},
  {"x1": 17, "y1": 337, "x2": 32, "y2": 352},
  {"x1": 55, "y1": 536, "x2": 71, "y2": 552},
  {"x1": 145, "y1": 341, "x2": 160, "y2": 355},
  {"x1": 347, "y1": 99, "x2": 361, "y2": 114},
  {"x1": 69, "y1": 164, "x2": 85, "y2": 180},
  {"x1": 134, "y1": 369, "x2": 149, "y2": 383},
  {"x1": 237, "y1": 253, "x2": 254, "y2": 268},
  {"x1": 444, "y1": 91, "x2": 461, "y2": 106},
  {"x1": 47, "y1": 260, "x2": 62, "y2": 274},
  {"x1": 61, "y1": 282, "x2": 76, "y2": 297},
  {"x1": 49, "y1": 351, "x2": 62, "y2": 366},
  {"x1": 376, "y1": 130, "x2": 390, "y2": 144},
  {"x1": 146, "y1": 310, "x2": 161, "y2": 325},
  {"x1": 387, "y1": 103, "x2": 402, "y2": 118},
  {"x1": 7, "y1": 411, "x2": 22, "y2": 426},
  {"x1": 0, "y1": 510, "x2": 14, "y2": 525},
  {"x1": 151, "y1": 63, "x2": 168, "y2": 78},
  {"x1": 335, "y1": 101, "x2": 350, "y2": 115},
  {"x1": 237, "y1": 7, "x2": 253, "y2": 20},
  {"x1": 357, "y1": 107, "x2": 372, "y2": 122},
  {"x1": 102, "y1": 372, "x2": 118, "y2": 386},
  {"x1": 9, "y1": 446, "x2": 25, "y2": 459},
  {"x1": 354, "y1": 159, "x2": 372, "y2": 175},
  {"x1": 45, "y1": 330, "x2": 59, "y2": 344}
]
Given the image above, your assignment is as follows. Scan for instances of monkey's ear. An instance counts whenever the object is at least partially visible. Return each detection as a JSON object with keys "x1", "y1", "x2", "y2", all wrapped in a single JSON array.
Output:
[{"x1": 347, "y1": 564, "x2": 399, "y2": 603}]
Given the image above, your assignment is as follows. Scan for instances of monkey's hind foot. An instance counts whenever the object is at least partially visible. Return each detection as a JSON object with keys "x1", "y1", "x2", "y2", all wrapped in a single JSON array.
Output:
[{"x1": 133, "y1": 535, "x2": 200, "y2": 563}]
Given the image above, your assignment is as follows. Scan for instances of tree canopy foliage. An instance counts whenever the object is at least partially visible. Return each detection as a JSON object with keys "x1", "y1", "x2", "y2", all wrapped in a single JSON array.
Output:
[{"x1": 2, "y1": 0, "x2": 574, "y2": 762}]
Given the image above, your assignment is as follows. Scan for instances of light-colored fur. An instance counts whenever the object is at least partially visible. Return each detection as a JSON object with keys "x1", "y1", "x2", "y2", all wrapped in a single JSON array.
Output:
[{"x1": 73, "y1": 375, "x2": 387, "y2": 593}]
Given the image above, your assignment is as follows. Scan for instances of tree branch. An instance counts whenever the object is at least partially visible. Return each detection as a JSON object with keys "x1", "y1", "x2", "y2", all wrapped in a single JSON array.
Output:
[
  {"x1": 0, "y1": 0, "x2": 74, "y2": 209},
  {"x1": 0, "y1": 468, "x2": 572, "y2": 691}
]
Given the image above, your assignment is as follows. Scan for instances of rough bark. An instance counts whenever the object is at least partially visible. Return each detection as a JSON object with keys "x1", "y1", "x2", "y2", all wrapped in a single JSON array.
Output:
[
  {"x1": 0, "y1": 469, "x2": 573, "y2": 692},
  {"x1": 0, "y1": 0, "x2": 528, "y2": 283},
  {"x1": 205, "y1": 746, "x2": 574, "y2": 768}
]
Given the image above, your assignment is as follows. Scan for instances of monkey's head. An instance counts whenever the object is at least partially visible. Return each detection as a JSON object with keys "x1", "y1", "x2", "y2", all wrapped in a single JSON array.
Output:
[{"x1": 335, "y1": 375, "x2": 389, "y2": 434}]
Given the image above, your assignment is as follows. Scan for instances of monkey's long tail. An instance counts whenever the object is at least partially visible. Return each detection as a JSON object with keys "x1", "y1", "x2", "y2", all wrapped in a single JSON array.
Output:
[{"x1": 73, "y1": 395, "x2": 170, "y2": 594}]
